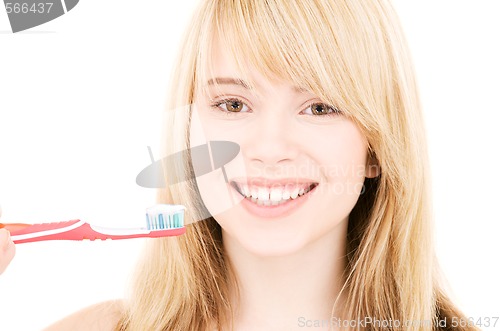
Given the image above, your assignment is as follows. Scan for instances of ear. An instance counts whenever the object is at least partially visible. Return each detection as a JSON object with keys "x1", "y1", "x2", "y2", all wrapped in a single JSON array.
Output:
[{"x1": 365, "y1": 152, "x2": 381, "y2": 178}]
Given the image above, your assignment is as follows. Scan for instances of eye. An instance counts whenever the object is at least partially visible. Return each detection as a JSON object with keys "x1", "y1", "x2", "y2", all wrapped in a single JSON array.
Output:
[
  {"x1": 211, "y1": 98, "x2": 251, "y2": 113},
  {"x1": 302, "y1": 103, "x2": 342, "y2": 116}
]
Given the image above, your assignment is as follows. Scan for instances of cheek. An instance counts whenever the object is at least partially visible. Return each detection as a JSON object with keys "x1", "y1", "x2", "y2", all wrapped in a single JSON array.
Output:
[
  {"x1": 312, "y1": 123, "x2": 368, "y2": 181},
  {"x1": 189, "y1": 107, "x2": 248, "y2": 218},
  {"x1": 311, "y1": 124, "x2": 368, "y2": 211},
  {"x1": 190, "y1": 105, "x2": 244, "y2": 147}
]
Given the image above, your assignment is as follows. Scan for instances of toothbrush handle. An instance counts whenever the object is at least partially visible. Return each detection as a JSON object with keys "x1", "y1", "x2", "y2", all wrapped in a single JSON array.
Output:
[{"x1": 6, "y1": 220, "x2": 185, "y2": 244}]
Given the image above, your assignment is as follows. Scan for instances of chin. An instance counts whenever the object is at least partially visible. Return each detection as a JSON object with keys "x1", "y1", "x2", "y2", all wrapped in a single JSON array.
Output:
[{"x1": 223, "y1": 227, "x2": 310, "y2": 258}]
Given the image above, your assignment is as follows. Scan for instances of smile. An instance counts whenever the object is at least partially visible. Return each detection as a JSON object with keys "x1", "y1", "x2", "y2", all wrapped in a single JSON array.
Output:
[{"x1": 230, "y1": 180, "x2": 319, "y2": 218}]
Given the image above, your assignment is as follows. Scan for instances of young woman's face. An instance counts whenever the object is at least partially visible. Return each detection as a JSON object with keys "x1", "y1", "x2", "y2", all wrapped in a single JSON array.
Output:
[{"x1": 191, "y1": 38, "x2": 378, "y2": 257}]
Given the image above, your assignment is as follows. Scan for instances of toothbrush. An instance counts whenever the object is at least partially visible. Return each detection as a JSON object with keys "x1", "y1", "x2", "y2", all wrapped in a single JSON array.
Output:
[{"x1": 0, "y1": 204, "x2": 186, "y2": 244}]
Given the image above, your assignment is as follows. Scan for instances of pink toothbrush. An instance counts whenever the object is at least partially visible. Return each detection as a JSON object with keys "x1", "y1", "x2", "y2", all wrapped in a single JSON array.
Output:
[{"x1": 0, "y1": 204, "x2": 186, "y2": 244}]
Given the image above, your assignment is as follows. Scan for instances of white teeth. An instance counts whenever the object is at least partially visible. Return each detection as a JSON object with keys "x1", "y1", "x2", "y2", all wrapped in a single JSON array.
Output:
[
  {"x1": 234, "y1": 182, "x2": 316, "y2": 205},
  {"x1": 282, "y1": 189, "x2": 290, "y2": 200},
  {"x1": 241, "y1": 184, "x2": 250, "y2": 197},
  {"x1": 257, "y1": 198, "x2": 277, "y2": 206},
  {"x1": 258, "y1": 187, "x2": 270, "y2": 201},
  {"x1": 270, "y1": 187, "x2": 283, "y2": 202},
  {"x1": 255, "y1": 198, "x2": 271, "y2": 206}
]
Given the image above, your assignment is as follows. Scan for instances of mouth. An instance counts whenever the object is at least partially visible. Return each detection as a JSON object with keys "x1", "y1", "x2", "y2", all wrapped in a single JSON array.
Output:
[
  {"x1": 229, "y1": 180, "x2": 319, "y2": 218},
  {"x1": 230, "y1": 181, "x2": 319, "y2": 207}
]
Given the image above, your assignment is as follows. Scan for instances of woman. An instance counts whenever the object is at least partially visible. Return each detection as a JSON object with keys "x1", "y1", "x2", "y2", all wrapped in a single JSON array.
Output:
[{"x1": 6, "y1": 0, "x2": 481, "y2": 330}]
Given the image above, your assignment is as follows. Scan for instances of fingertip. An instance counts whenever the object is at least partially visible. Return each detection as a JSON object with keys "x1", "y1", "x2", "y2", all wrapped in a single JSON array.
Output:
[{"x1": 0, "y1": 228, "x2": 12, "y2": 247}]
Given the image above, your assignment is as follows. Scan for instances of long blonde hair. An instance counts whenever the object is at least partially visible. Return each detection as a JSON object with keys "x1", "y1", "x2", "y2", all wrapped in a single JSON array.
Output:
[{"x1": 118, "y1": 0, "x2": 478, "y2": 330}]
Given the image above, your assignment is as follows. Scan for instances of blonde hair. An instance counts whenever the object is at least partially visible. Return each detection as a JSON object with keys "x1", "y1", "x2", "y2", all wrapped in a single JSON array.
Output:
[{"x1": 117, "y1": 0, "x2": 478, "y2": 330}]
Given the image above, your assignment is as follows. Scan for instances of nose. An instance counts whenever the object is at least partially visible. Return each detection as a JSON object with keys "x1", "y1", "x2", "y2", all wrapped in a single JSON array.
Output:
[{"x1": 243, "y1": 110, "x2": 299, "y2": 166}]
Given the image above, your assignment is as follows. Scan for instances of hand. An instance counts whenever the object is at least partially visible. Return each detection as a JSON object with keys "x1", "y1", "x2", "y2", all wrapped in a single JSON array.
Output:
[{"x1": 0, "y1": 205, "x2": 16, "y2": 275}]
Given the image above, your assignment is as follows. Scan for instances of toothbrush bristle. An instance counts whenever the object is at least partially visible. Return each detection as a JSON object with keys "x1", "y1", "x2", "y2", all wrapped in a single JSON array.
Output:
[{"x1": 145, "y1": 204, "x2": 186, "y2": 230}]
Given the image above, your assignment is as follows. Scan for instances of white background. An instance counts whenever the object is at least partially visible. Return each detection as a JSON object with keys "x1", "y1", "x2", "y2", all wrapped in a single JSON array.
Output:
[{"x1": 0, "y1": 1, "x2": 498, "y2": 330}]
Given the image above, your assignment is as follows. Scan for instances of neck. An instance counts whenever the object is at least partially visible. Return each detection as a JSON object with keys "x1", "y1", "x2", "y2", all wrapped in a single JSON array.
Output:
[{"x1": 223, "y1": 218, "x2": 348, "y2": 331}]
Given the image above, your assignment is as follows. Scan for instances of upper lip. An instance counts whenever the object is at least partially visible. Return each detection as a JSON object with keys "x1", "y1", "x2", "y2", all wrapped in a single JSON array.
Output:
[{"x1": 230, "y1": 177, "x2": 319, "y2": 188}]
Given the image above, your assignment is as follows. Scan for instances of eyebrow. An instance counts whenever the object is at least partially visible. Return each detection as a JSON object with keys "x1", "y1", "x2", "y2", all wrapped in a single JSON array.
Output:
[
  {"x1": 206, "y1": 77, "x2": 251, "y2": 89},
  {"x1": 206, "y1": 77, "x2": 308, "y2": 93}
]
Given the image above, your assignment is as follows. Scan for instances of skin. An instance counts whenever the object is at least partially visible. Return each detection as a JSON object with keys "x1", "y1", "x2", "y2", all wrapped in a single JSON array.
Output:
[
  {"x1": 0, "y1": 229, "x2": 15, "y2": 275},
  {"x1": 191, "y1": 37, "x2": 380, "y2": 330},
  {"x1": 0, "y1": 207, "x2": 16, "y2": 276},
  {"x1": 41, "y1": 300, "x2": 124, "y2": 331}
]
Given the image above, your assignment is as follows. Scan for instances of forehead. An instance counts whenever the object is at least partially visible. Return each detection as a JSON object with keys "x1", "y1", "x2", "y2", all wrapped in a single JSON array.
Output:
[{"x1": 203, "y1": 38, "x2": 309, "y2": 94}]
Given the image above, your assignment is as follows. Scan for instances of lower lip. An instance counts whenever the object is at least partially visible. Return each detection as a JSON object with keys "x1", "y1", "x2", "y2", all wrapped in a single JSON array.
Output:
[{"x1": 231, "y1": 184, "x2": 318, "y2": 219}]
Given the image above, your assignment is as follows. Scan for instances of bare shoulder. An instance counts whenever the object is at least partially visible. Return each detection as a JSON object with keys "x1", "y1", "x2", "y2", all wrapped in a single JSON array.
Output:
[{"x1": 42, "y1": 299, "x2": 124, "y2": 331}]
